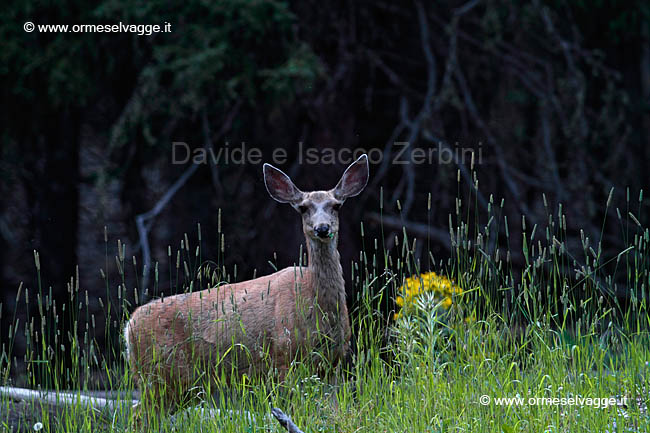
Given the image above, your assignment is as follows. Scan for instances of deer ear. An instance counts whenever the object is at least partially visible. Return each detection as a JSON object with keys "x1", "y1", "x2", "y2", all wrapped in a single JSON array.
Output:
[
  {"x1": 333, "y1": 154, "x2": 369, "y2": 200},
  {"x1": 263, "y1": 163, "x2": 303, "y2": 203}
]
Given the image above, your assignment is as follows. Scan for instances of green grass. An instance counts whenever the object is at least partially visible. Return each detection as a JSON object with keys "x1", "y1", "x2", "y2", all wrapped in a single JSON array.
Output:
[{"x1": 1, "y1": 184, "x2": 649, "y2": 432}]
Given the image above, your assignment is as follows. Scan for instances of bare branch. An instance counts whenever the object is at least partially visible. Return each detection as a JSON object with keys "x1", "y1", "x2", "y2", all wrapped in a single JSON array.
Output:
[
  {"x1": 367, "y1": 212, "x2": 451, "y2": 250},
  {"x1": 136, "y1": 101, "x2": 242, "y2": 291},
  {"x1": 422, "y1": 130, "x2": 488, "y2": 211},
  {"x1": 365, "y1": 49, "x2": 420, "y2": 98},
  {"x1": 453, "y1": 64, "x2": 536, "y2": 222},
  {"x1": 136, "y1": 163, "x2": 199, "y2": 292},
  {"x1": 271, "y1": 407, "x2": 306, "y2": 433},
  {"x1": 389, "y1": 0, "x2": 438, "y2": 218},
  {"x1": 453, "y1": 0, "x2": 481, "y2": 16}
]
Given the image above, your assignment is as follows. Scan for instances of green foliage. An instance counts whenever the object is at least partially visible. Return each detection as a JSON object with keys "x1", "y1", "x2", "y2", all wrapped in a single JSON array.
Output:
[
  {"x1": 94, "y1": 0, "x2": 322, "y2": 151},
  {"x1": 0, "y1": 0, "x2": 96, "y2": 107},
  {"x1": 1, "y1": 180, "x2": 650, "y2": 431},
  {"x1": 1, "y1": 0, "x2": 322, "y2": 154}
]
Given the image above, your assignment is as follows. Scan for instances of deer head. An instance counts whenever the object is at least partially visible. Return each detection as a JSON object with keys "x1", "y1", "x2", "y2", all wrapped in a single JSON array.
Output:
[{"x1": 263, "y1": 154, "x2": 369, "y2": 243}]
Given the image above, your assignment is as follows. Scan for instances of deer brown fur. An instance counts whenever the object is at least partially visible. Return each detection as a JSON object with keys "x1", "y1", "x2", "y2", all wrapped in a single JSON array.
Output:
[{"x1": 124, "y1": 154, "x2": 369, "y2": 412}]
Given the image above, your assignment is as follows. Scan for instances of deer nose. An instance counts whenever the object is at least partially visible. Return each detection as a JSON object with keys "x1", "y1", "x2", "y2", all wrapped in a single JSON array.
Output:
[{"x1": 314, "y1": 224, "x2": 330, "y2": 238}]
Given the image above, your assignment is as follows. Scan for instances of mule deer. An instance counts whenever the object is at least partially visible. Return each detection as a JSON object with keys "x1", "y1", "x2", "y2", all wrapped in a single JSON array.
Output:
[{"x1": 124, "y1": 154, "x2": 369, "y2": 412}]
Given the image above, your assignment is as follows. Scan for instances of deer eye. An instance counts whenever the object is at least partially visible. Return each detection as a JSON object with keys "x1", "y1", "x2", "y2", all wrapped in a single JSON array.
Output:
[
  {"x1": 298, "y1": 205, "x2": 308, "y2": 214},
  {"x1": 332, "y1": 203, "x2": 341, "y2": 211}
]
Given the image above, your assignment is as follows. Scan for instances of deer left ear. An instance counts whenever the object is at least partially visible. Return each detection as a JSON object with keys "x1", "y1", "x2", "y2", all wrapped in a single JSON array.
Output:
[
  {"x1": 263, "y1": 163, "x2": 303, "y2": 203},
  {"x1": 333, "y1": 154, "x2": 369, "y2": 200}
]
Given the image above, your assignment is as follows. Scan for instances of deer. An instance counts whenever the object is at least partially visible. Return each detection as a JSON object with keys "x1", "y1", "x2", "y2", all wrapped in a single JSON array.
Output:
[{"x1": 123, "y1": 154, "x2": 369, "y2": 415}]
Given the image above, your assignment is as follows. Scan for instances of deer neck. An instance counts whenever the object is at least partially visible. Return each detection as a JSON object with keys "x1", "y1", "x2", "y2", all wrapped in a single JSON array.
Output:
[{"x1": 306, "y1": 236, "x2": 345, "y2": 312}]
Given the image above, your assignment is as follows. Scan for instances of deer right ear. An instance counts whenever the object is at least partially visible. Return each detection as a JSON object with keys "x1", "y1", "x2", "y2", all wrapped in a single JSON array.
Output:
[
  {"x1": 263, "y1": 163, "x2": 303, "y2": 203},
  {"x1": 333, "y1": 154, "x2": 369, "y2": 200}
]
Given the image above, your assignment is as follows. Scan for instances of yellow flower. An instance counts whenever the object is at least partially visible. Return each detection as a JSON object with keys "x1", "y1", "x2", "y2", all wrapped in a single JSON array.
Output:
[{"x1": 394, "y1": 271, "x2": 462, "y2": 320}]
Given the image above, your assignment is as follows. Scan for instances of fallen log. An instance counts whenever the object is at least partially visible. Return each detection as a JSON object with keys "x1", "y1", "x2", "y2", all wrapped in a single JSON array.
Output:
[{"x1": 0, "y1": 386, "x2": 138, "y2": 411}]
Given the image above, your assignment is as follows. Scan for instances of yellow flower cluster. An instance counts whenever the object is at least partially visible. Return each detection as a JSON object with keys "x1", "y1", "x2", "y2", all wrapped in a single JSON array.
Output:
[{"x1": 394, "y1": 271, "x2": 462, "y2": 319}]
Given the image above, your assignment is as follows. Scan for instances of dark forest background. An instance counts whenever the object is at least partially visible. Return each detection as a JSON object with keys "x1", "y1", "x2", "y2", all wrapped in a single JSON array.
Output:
[{"x1": 1, "y1": 0, "x2": 649, "y2": 368}]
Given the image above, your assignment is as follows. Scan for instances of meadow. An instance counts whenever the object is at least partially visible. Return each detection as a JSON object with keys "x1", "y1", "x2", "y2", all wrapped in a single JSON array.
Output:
[{"x1": 1, "y1": 182, "x2": 648, "y2": 432}]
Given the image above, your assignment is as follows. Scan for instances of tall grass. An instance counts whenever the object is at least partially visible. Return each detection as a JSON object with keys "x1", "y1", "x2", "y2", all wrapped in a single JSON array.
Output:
[{"x1": 1, "y1": 178, "x2": 649, "y2": 432}]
